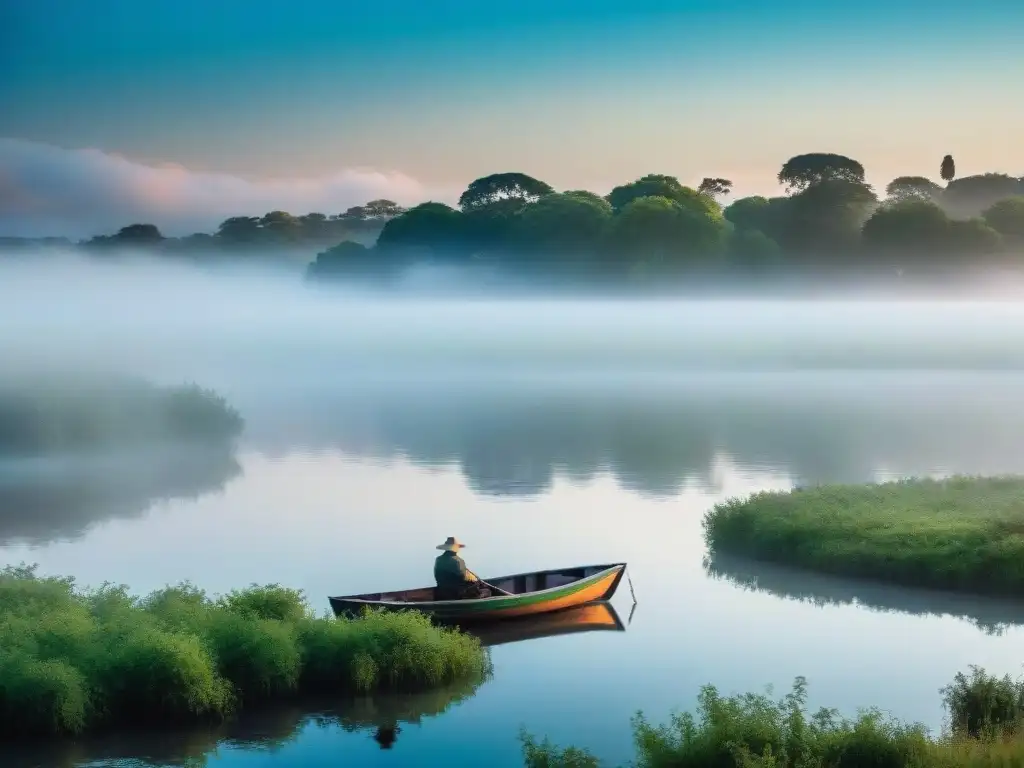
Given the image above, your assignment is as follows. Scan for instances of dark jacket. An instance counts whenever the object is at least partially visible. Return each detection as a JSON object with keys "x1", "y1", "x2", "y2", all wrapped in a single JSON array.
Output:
[{"x1": 434, "y1": 550, "x2": 470, "y2": 588}]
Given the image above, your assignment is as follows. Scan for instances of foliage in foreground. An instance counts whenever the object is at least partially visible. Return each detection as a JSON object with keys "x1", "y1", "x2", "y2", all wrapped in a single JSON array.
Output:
[
  {"x1": 521, "y1": 667, "x2": 1024, "y2": 767},
  {"x1": 0, "y1": 377, "x2": 244, "y2": 455},
  {"x1": 0, "y1": 564, "x2": 489, "y2": 740},
  {"x1": 701, "y1": 476, "x2": 1024, "y2": 597}
]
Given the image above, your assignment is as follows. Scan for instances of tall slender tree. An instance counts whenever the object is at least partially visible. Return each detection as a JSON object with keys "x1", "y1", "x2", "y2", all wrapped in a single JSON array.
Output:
[{"x1": 940, "y1": 155, "x2": 956, "y2": 183}]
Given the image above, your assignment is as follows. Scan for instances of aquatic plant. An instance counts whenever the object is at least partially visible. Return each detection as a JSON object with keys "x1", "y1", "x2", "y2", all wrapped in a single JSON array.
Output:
[
  {"x1": 521, "y1": 669, "x2": 1024, "y2": 767},
  {"x1": 0, "y1": 564, "x2": 490, "y2": 740},
  {"x1": 702, "y1": 476, "x2": 1024, "y2": 597}
]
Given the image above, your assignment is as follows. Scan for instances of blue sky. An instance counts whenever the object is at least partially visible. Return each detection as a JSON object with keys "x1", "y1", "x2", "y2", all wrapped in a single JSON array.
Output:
[{"x1": 1, "y1": 0, "x2": 1023, "y2": 235}]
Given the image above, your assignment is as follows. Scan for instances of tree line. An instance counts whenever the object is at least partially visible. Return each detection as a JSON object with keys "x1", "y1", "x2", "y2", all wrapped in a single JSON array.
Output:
[
  {"x1": 7, "y1": 152, "x2": 1024, "y2": 282},
  {"x1": 29, "y1": 200, "x2": 408, "y2": 255},
  {"x1": 308, "y1": 154, "x2": 1024, "y2": 283}
]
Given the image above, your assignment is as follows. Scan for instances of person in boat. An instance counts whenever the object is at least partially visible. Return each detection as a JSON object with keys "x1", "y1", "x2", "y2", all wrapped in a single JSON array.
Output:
[{"x1": 434, "y1": 536, "x2": 491, "y2": 600}]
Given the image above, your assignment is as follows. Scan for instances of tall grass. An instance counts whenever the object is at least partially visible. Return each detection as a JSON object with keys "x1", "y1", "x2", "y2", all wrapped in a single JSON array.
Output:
[
  {"x1": 701, "y1": 476, "x2": 1024, "y2": 596},
  {"x1": 0, "y1": 564, "x2": 490, "y2": 740},
  {"x1": 522, "y1": 668, "x2": 1024, "y2": 767},
  {"x1": 0, "y1": 376, "x2": 244, "y2": 456}
]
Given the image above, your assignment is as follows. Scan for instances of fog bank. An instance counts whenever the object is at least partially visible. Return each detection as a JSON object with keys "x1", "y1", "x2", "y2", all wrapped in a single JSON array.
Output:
[{"x1": 4, "y1": 251, "x2": 1024, "y2": 393}]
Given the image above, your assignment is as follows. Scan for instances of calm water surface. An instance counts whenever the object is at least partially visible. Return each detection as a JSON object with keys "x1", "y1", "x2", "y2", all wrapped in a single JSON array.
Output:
[{"x1": 6, "y1": 370, "x2": 1024, "y2": 767}]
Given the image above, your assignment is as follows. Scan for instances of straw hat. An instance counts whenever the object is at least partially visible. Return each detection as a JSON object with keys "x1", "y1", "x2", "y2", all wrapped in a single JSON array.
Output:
[{"x1": 436, "y1": 536, "x2": 465, "y2": 552}]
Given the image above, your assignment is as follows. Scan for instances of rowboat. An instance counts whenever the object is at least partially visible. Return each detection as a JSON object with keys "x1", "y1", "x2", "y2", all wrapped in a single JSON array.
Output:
[{"x1": 328, "y1": 562, "x2": 627, "y2": 623}]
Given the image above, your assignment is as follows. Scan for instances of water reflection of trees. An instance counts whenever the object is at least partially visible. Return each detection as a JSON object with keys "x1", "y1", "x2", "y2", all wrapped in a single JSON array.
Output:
[
  {"x1": 705, "y1": 552, "x2": 1024, "y2": 635},
  {"x1": 6, "y1": 666, "x2": 488, "y2": 767},
  {"x1": 248, "y1": 376, "x2": 1024, "y2": 498},
  {"x1": 0, "y1": 446, "x2": 241, "y2": 546}
]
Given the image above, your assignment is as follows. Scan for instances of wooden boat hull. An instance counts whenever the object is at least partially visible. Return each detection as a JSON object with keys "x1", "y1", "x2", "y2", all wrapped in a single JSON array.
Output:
[{"x1": 328, "y1": 563, "x2": 626, "y2": 623}]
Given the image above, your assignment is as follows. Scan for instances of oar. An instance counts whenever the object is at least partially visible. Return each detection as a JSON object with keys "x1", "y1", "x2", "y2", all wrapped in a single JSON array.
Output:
[{"x1": 468, "y1": 570, "x2": 513, "y2": 597}]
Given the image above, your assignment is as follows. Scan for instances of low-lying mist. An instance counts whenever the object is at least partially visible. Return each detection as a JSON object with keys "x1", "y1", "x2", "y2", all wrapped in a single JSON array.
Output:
[{"x1": 4, "y1": 250, "x2": 1024, "y2": 395}]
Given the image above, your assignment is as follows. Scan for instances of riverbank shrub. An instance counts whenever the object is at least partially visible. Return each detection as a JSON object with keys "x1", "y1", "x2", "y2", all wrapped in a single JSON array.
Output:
[
  {"x1": 701, "y1": 476, "x2": 1024, "y2": 597},
  {"x1": 0, "y1": 376, "x2": 244, "y2": 456},
  {"x1": 0, "y1": 564, "x2": 489, "y2": 740},
  {"x1": 521, "y1": 668, "x2": 1024, "y2": 767}
]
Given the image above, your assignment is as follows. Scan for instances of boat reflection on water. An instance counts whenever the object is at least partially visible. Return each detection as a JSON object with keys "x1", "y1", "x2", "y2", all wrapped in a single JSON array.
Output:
[
  {"x1": 463, "y1": 600, "x2": 627, "y2": 648},
  {"x1": 7, "y1": 603, "x2": 630, "y2": 765},
  {"x1": 357, "y1": 601, "x2": 630, "y2": 750}
]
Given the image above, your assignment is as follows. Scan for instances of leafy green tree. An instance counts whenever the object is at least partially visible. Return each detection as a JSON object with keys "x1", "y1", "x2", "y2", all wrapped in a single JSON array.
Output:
[
  {"x1": 862, "y1": 200, "x2": 1002, "y2": 270},
  {"x1": 337, "y1": 206, "x2": 367, "y2": 222},
  {"x1": 458, "y1": 173, "x2": 554, "y2": 210},
  {"x1": 944, "y1": 174, "x2": 1024, "y2": 217},
  {"x1": 885, "y1": 176, "x2": 943, "y2": 203},
  {"x1": 306, "y1": 240, "x2": 375, "y2": 280},
  {"x1": 216, "y1": 216, "x2": 261, "y2": 244},
  {"x1": 777, "y1": 154, "x2": 866, "y2": 192},
  {"x1": 727, "y1": 229, "x2": 784, "y2": 272},
  {"x1": 562, "y1": 190, "x2": 613, "y2": 211},
  {"x1": 376, "y1": 202, "x2": 467, "y2": 258},
  {"x1": 259, "y1": 211, "x2": 301, "y2": 242},
  {"x1": 862, "y1": 200, "x2": 952, "y2": 255},
  {"x1": 606, "y1": 195, "x2": 726, "y2": 271},
  {"x1": 724, "y1": 196, "x2": 791, "y2": 242},
  {"x1": 82, "y1": 223, "x2": 165, "y2": 250},
  {"x1": 510, "y1": 192, "x2": 613, "y2": 263},
  {"x1": 697, "y1": 177, "x2": 733, "y2": 199},
  {"x1": 940, "y1": 155, "x2": 956, "y2": 183},
  {"x1": 782, "y1": 179, "x2": 877, "y2": 256},
  {"x1": 606, "y1": 175, "x2": 717, "y2": 214},
  {"x1": 947, "y1": 218, "x2": 1002, "y2": 256},
  {"x1": 982, "y1": 196, "x2": 1024, "y2": 245},
  {"x1": 461, "y1": 198, "x2": 526, "y2": 256},
  {"x1": 336, "y1": 200, "x2": 405, "y2": 223},
  {"x1": 115, "y1": 224, "x2": 164, "y2": 244}
]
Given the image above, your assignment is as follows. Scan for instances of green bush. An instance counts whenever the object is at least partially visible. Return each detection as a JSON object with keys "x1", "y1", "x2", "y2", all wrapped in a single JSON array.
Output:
[
  {"x1": 942, "y1": 666, "x2": 1024, "y2": 739},
  {"x1": 0, "y1": 564, "x2": 489, "y2": 740},
  {"x1": 701, "y1": 476, "x2": 1024, "y2": 596},
  {"x1": 521, "y1": 670, "x2": 1024, "y2": 767}
]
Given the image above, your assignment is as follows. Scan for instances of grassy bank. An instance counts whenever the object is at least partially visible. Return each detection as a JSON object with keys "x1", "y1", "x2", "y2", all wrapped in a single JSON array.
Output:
[
  {"x1": 701, "y1": 476, "x2": 1024, "y2": 597},
  {"x1": 0, "y1": 376, "x2": 244, "y2": 455},
  {"x1": 522, "y1": 667, "x2": 1024, "y2": 767},
  {"x1": 0, "y1": 564, "x2": 490, "y2": 740}
]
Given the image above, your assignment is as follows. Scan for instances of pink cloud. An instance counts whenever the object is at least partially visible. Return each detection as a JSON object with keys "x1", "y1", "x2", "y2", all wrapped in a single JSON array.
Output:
[{"x1": 0, "y1": 138, "x2": 456, "y2": 239}]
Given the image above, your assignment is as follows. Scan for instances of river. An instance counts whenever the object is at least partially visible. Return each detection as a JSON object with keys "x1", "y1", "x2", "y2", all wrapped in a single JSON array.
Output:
[{"x1": 5, "y1": 298, "x2": 1024, "y2": 767}]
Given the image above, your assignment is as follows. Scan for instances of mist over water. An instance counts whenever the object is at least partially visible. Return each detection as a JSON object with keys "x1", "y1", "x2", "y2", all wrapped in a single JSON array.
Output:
[{"x1": 3, "y1": 250, "x2": 1024, "y2": 392}]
